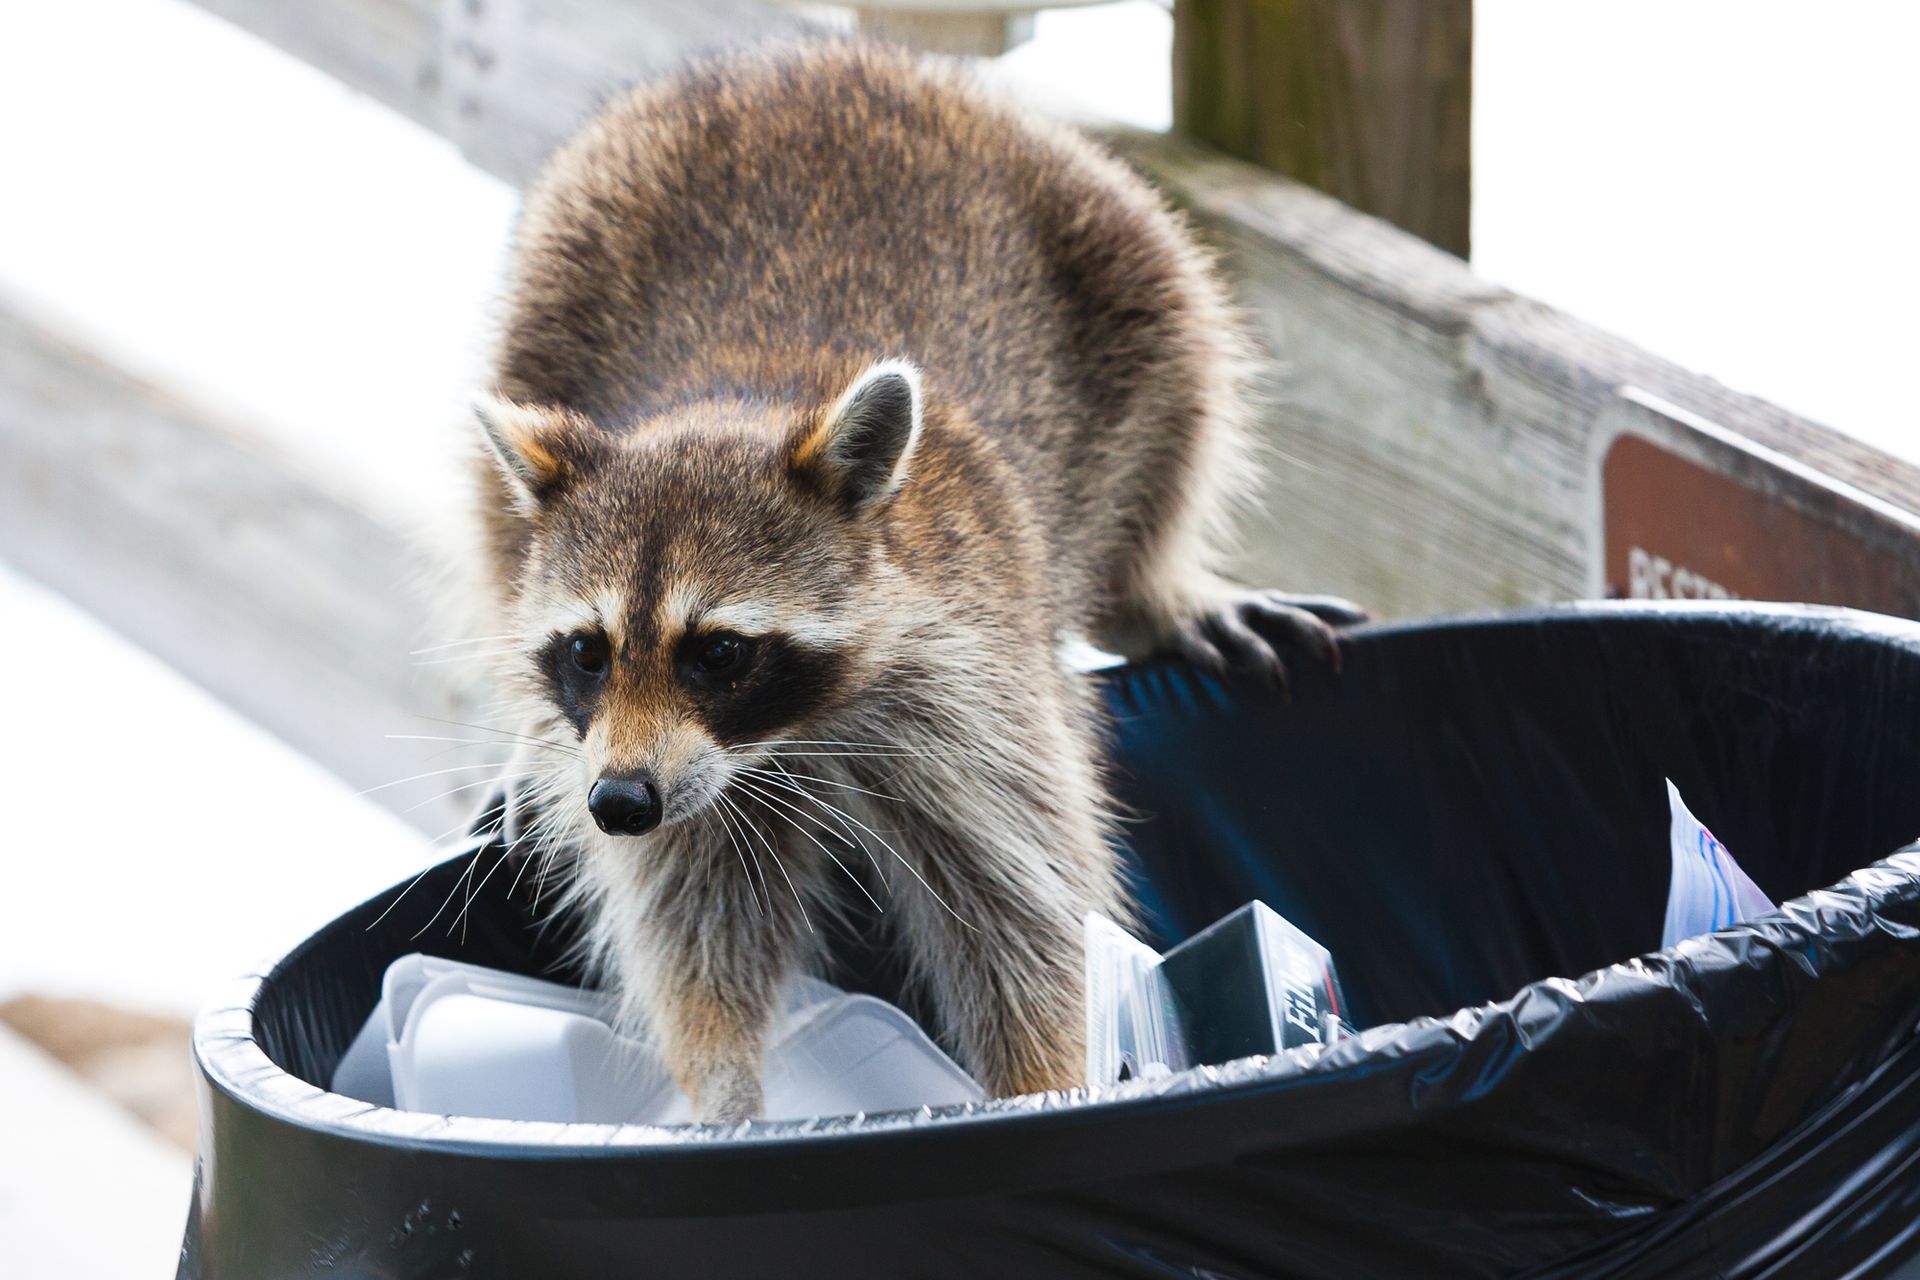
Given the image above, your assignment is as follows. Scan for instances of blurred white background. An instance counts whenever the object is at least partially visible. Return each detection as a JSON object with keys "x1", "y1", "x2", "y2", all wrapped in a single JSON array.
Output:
[{"x1": 1474, "y1": 0, "x2": 1920, "y2": 463}]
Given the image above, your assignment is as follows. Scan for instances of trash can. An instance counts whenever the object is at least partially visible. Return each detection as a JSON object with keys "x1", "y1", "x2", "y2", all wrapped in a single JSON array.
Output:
[{"x1": 179, "y1": 603, "x2": 1920, "y2": 1279}]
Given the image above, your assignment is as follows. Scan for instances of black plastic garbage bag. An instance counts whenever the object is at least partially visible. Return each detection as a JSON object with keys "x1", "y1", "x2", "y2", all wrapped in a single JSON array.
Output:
[{"x1": 180, "y1": 603, "x2": 1920, "y2": 1279}]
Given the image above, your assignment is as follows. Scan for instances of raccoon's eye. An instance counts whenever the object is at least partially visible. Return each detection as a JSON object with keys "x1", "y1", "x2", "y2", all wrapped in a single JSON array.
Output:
[
  {"x1": 568, "y1": 631, "x2": 610, "y2": 677},
  {"x1": 693, "y1": 632, "x2": 748, "y2": 675}
]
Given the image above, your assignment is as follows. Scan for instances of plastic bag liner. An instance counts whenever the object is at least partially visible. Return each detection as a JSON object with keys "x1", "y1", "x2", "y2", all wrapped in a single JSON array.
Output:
[{"x1": 180, "y1": 603, "x2": 1920, "y2": 1279}]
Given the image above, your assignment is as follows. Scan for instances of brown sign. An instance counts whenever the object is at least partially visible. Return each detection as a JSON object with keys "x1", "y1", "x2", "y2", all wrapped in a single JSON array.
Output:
[{"x1": 1602, "y1": 411, "x2": 1920, "y2": 618}]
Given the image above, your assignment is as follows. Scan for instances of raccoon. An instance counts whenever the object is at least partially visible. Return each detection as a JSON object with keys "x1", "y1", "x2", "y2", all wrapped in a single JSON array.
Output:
[{"x1": 468, "y1": 41, "x2": 1362, "y2": 1122}]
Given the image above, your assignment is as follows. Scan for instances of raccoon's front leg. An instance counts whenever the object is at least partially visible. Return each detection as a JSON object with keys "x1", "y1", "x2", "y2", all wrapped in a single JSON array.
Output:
[
  {"x1": 877, "y1": 740, "x2": 1117, "y2": 1098},
  {"x1": 649, "y1": 952, "x2": 779, "y2": 1123},
  {"x1": 599, "y1": 854, "x2": 800, "y2": 1123},
  {"x1": 896, "y1": 823, "x2": 1102, "y2": 1096}
]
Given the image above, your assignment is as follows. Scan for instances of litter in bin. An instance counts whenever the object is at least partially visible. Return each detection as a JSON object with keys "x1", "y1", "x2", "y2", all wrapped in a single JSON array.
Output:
[
  {"x1": 1085, "y1": 902, "x2": 1348, "y2": 1087},
  {"x1": 335, "y1": 901, "x2": 1348, "y2": 1122},
  {"x1": 330, "y1": 954, "x2": 982, "y2": 1124},
  {"x1": 1084, "y1": 912, "x2": 1186, "y2": 1085},
  {"x1": 1662, "y1": 778, "x2": 1776, "y2": 947}
]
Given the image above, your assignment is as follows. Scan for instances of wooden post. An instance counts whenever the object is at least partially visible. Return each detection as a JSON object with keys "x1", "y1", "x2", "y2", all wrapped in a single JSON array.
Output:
[{"x1": 1174, "y1": 0, "x2": 1473, "y2": 259}]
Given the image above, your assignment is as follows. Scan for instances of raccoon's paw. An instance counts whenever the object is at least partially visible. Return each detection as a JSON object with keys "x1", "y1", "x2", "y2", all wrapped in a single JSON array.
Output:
[
  {"x1": 687, "y1": 1060, "x2": 764, "y2": 1125},
  {"x1": 1169, "y1": 589, "x2": 1369, "y2": 695},
  {"x1": 990, "y1": 1043, "x2": 1089, "y2": 1101}
]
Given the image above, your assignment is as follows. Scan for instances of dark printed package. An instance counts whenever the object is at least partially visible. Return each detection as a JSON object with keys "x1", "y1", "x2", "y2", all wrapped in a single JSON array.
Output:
[{"x1": 1085, "y1": 903, "x2": 1348, "y2": 1087}]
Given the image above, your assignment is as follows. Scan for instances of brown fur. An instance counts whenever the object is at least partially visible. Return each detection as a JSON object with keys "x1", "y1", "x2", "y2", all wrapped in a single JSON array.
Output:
[{"x1": 466, "y1": 41, "x2": 1359, "y2": 1121}]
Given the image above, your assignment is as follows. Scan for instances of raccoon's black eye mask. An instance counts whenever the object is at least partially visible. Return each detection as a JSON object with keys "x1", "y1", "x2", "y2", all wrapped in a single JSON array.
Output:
[
  {"x1": 540, "y1": 626, "x2": 767, "y2": 731},
  {"x1": 693, "y1": 634, "x2": 849, "y2": 743},
  {"x1": 545, "y1": 628, "x2": 612, "y2": 734},
  {"x1": 678, "y1": 631, "x2": 754, "y2": 684},
  {"x1": 540, "y1": 624, "x2": 845, "y2": 743}
]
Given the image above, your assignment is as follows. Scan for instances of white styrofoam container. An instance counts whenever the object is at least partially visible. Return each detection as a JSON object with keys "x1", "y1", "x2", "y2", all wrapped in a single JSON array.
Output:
[{"x1": 331, "y1": 954, "x2": 982, "y2": 1124}]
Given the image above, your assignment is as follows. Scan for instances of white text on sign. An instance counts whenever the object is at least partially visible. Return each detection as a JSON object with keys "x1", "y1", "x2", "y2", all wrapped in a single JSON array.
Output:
[{"x1": 1627, "y1": 546, "x2": 1742, "y2": 601}]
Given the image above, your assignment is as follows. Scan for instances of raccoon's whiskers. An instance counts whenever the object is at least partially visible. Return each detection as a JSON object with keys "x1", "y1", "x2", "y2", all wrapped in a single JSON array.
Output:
[
  {"x1": 409, "y1": 841, "x2": 490, "y2": 941},
  {"x1": 738, "y1": 767, "x2": 887, "y2": 887},
  {"x1": 362, "y1": 822, "x2": 500, "y2": 934},
  {"x1": 732, "y1": 777, "x2": 884, "y2": 913},
  {"x1": 502, "y1": 821, "x2": 543, "y2": 902},
  {"x1": 740, "y1": 764, "x2": 902, "y2": 803},
  {"x1": 366, "y1": 776, "x2": 564, "y2": 936},
  {"x1": 422, "y1": 809, "x2": 498, "y2": 851},
  {"x1": 451, "y1": 839, "x2": 514, "y2": 941},
  {"x1": 409, "y1": 715, "x2": 585, "y2": 758},
  {"x1": 359, "y1": 757, "x2": 574, "y2": 937},
  {"x1": 711, "y1": 795, "x2": 770, "y2": 917},
  {"x1": 693, "y1": 809, "x2": 722, "y2": 898},
  {"x1": 453, "y1": 786, "x2": 566, "y2": 939},
  {"x1": 708, "y1": 799, "x2": 768, "y2": 917},
  {"x1": 408, "y1": 634, "x2": 518, "y2": 655},
  {"x1": 401, "y1": 769, "x2": 550, "y2": 815},
  {"x1": 449, "y1": 767, "x2": 574, "y2": 937},
  {"x1": 727, "y1": 749, "x2": 951, "y2": 762},
  {"x1": 530, "y1": 828, "x2": 567, "y2": 917},
  {"x1": 530, "y1": 848, "x2": 563, "y2": 917},
  {"x1": 358, "y1": 761, "x2": 523, "y2": 797},
  {"x1": 412, "y1": 650, "x2": 525, "y2": 667},
  {"x1": 503, "y1": 782, "x2": 579, "y2": 906},
  {"x1": 720, "y1": 738, "x2": 930, "y2": 754},
  {"x1": 385, "y1": 733, "x2": 578, "y2": 759},
  {"x1": 732, "y1": 771, "x2": 861, "y2": 846},
  {"x1": 721, "y1": 738, "x2": 982, "y2": 766},
  {"x1": 717, "y1": 793, "x2": 783, "y2": 924},
  {"x1": 525, "y1": 795, "x2": 587, "y2": 922},
  {"x1": 386, "y1": 738, "x2": 523, "y2": 768},
  {"x1": 760, "y1": 762, "x2": 975, "y2": 931},
  {"x1": 719, "y1": 792, "x2": 811, "y2": 933},
  {"x1": 735, "y1": 766, "x2": 884, "y2": 886}
]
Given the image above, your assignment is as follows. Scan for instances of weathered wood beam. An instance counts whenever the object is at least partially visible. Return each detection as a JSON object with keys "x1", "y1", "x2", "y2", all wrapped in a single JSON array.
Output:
[
  {"x1": 190, "y1": 0, "x2": 808, "y2": 187},
  {"x1": 190, "y1": 0, "x2": 440, "y2": 132},
  {"x1": 0, "y1": 301, "x2": 468, "y2": 834},
  {"x1": 1105, "y1": 129, "x2": 1920, "y2": 616},
  {"x1": 1174, "y1": 0, "x2": 1473, "y2": 258}
]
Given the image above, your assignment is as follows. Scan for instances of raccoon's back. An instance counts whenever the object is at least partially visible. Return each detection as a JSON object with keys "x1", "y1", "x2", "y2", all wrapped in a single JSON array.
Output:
[{"x1": 494, "y1": 42, "x2": 1230, "y2": 496}]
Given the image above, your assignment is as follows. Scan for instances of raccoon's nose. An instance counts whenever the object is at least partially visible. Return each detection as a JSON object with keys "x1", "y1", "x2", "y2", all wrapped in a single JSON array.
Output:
[{"x1": 588, "y1": 773, "x2": 662, "y2": 837}]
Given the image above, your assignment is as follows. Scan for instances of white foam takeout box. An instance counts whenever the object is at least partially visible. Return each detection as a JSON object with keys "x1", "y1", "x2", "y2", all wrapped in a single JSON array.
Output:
[{"x1": 331, "y1": 953, "x2": 984, "y2": 1124}]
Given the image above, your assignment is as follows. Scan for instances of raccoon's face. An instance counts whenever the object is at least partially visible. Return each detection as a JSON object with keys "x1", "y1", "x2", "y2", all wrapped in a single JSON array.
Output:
[{"x1": 476, "y1": 361, "x2": 921, "y2": 838}]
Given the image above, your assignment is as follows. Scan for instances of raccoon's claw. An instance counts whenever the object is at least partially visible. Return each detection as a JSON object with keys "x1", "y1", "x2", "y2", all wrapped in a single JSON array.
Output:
[
  {"x1": 1259, "y1": 591, "x2": 1371, "y2": 628},
  {"x1": 1174, "y1": 589, "x2": 1368, "y2": 695}
]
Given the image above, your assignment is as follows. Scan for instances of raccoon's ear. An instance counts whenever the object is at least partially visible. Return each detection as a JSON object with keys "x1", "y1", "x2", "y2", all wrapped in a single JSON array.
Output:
[
  {"x1": 473, "y1": 394, "x2": 598, "y2": 510},
  {"x1": 791, "y1": 360, "x2": 923, "y2": 514}
]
